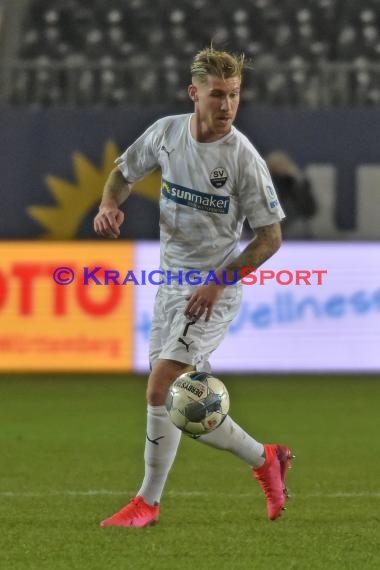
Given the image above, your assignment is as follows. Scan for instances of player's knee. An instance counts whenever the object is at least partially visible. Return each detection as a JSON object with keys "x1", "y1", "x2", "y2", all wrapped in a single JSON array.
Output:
[
  {"x1": 146, "y1": 384, "x2": 167, "y2": 406},
  {"x1": 146, "y1": 360, "x2": 191, "y2": 405}
]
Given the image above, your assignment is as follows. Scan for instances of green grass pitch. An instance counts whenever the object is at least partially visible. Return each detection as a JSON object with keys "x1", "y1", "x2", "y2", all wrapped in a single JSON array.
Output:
[{"x1": 0, "y1": 373, "x2": 379, "y2": 570}]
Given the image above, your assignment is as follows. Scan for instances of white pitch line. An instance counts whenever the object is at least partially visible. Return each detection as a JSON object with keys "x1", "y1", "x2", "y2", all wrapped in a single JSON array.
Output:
[{"x1": 0, "y1": 490, "x2": 380, "y2": 499}]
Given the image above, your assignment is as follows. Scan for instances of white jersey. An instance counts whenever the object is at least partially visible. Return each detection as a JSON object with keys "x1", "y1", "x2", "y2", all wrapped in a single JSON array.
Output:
[{"x1": 116, "y1": 113, "x2": 285, "y2": 272}]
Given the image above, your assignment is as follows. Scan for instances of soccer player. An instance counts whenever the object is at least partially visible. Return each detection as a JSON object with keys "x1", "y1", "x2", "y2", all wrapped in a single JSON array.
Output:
[{"x1": 94, "y1": 47, "x2": 293, "y2": 527}]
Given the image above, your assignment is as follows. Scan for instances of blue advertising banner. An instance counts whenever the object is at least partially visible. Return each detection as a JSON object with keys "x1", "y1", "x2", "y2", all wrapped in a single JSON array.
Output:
[
  {"x1": 134, "y1": 242, "x2": 380, "y2": 373},
  {"x1": 1, "y1": 106, "x2": 379, "y2": 240}
]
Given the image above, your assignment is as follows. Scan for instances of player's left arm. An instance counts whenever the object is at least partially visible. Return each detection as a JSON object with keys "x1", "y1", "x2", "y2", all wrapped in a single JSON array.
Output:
[
  {"x1": 223, "y1": 222, "x2": 282, "y2": 278},
  {"x1": 185, "y1": 222, "x2": 282, "y2": 321}
]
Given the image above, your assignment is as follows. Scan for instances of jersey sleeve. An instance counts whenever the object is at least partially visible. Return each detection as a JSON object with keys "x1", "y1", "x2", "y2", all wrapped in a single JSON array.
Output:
[
  {"x1": 115, "y1": 120, "x2": 161, "y2": 182},
  {"x1": 238, "y1": 149, "x2": 286, "y2": 229}
]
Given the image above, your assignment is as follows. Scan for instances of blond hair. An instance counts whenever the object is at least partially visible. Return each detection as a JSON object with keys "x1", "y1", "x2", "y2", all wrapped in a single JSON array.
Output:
[{"x1": 191, "y1": 47, "x2": 247, "y2": 83}]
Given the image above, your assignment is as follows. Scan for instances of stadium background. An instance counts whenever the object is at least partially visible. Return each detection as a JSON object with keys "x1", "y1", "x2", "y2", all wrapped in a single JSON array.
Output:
[
  {"x1": 1, "y1": 0, "x2": 379, "y2": 373},
  {"x1": 1, "y1": 3, "x2": 380, "y2": 570}
]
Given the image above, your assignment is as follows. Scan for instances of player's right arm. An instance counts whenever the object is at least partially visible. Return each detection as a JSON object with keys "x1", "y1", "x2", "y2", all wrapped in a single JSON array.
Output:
[
  {"x1": 94, "y1": 118, "x2": 163, "y2": 238},
  {"x1": 94, "y1": 167, "x2": 133, "y2": 239}
]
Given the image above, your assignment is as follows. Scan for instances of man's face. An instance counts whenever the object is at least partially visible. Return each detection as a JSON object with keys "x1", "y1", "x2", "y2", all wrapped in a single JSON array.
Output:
[{"x1": 189, "y1": 74, "x2": 241, "y2": 139}]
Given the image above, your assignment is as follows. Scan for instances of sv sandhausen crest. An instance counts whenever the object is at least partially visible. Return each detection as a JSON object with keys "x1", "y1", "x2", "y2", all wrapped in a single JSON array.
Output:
[{"x1": 210, "y1": 166, "x2": 228, "y2": 188}]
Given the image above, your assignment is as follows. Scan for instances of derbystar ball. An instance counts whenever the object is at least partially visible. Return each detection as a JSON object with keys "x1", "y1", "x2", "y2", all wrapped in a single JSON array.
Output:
[{"x1": 165, "y1": 371, "x2": 230, "y2": 436}]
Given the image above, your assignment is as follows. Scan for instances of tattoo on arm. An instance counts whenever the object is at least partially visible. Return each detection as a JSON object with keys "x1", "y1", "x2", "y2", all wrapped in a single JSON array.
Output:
[{"x1": 225, "y1": 223, "x2": 282, "y2": 278}]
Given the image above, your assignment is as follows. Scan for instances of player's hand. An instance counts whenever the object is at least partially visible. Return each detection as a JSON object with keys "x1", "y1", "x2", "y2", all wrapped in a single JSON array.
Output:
[
  {"x1": 185, "y1": 282, "x2": 225, "y2": 322},
  {"x1": 94, "y1": 206, "x2": 124, "y2": 239}
]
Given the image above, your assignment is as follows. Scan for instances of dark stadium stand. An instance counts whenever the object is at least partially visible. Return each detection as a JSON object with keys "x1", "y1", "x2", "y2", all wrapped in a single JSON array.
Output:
[{"x1": 4, "y1": 0, "x2": 380, "y2": 106}]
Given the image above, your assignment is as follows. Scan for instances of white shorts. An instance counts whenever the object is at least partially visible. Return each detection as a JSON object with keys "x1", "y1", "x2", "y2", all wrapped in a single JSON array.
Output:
[{"x1": 149, "y1": 283, "x2": 242, "y2": 372}]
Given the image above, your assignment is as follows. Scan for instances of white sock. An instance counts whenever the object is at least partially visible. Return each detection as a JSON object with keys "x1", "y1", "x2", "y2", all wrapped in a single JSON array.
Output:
[
  {"x1": 197, "y1": 415, "x2": 265, "y2": 468},
  {"x1": 137, "y1": 405, "x2": 182, "y2": 505}
]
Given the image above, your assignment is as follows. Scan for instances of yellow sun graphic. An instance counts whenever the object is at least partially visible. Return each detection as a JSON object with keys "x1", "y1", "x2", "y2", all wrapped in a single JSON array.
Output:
[{"x1": 28, "y1": 140, "x2": 161, "y2": 239}]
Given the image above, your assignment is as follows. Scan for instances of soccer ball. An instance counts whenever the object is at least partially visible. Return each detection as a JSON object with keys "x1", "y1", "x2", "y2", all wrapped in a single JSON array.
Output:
[{"x1": 165, "y1": 371, "x2": 230, "y2": 436}]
